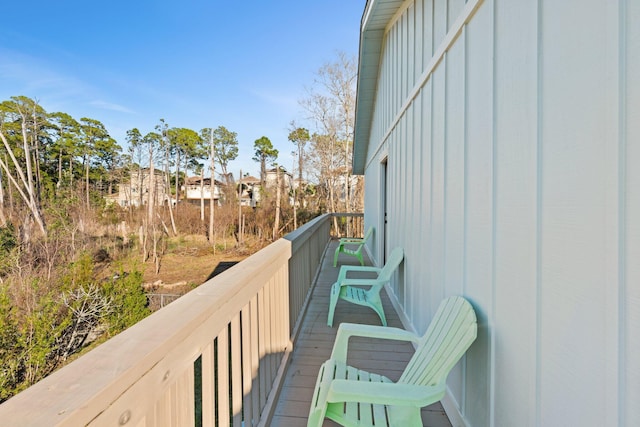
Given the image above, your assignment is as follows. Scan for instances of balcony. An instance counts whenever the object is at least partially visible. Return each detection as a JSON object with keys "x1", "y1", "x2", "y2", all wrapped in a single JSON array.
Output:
[{"x1": 0, "y1": 214, "x2": 450, "y2": 427}]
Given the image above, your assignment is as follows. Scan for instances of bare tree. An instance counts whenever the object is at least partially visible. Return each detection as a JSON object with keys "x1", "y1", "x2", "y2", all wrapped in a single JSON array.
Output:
[
  {"x1": 156, "y1": 119, "x2": 177, "y2": 235},
  {"x1": 308, "y1": 133, "x2": 343, "y2": 216},
  {"x1": 0, "y1": 97, "x2": 48, "y2": 237},
  {"x1": 0, "y1": 165, "x2": 6, "y2": 226},
  {"x1": 273, "y1": 166, "x2": 281, "y2": 240},
  {"x1": 198, "y1": 163, "x2": 206, "y2": 222},
  {"x1": 126, "y1": 128, "x2": 144, "y2": 209},
  {"x1": 140, "y1": 131, "x2": 162, "y2": 267},
  {"x1": 209, "y1": 129, "x2": 215, "y2": 245},
  {"x1": 299, "y1": 52, "x2": 357, "y2": 232}
]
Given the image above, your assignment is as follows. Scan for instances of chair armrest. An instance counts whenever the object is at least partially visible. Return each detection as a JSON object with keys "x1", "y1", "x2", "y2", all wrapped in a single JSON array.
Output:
[
  {"x1": 337, "y1": 278, "x2": 379, "y2": 287},
  {"x1": 338, "y1": 237, "x2": 365, "y2": 244},
  {"x1": 339, "y1": 242, "x2": 364, "y2": 250},
  {"x1": 331, "y1": 323, "x2": 420, "y2": 362},
  {"x1": 326, "y1": 380, "x2": 446, "y2": 407},
  {"x1": 337, "y1": 265, "x2": 382, "y2": 282}
]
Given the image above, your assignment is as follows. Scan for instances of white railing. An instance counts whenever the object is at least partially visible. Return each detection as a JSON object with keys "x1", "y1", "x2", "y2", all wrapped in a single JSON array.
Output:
[{"x1": 0, "y1": 213, "x2": 363, "y2": 426}]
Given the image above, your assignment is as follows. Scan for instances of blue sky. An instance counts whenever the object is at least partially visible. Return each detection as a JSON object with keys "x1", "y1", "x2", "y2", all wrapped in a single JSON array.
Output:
[{"x1": 0, "y1": 0, "x2": 364, "y2": 177}]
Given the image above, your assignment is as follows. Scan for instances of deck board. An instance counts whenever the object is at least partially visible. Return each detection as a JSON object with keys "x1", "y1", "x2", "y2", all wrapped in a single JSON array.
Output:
[{"x1": 272, "y1": 240, "x2": 452, "y2": 427}]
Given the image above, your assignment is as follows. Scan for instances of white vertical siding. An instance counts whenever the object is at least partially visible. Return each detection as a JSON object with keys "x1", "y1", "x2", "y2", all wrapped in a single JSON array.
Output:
[
  {"x1": 539, "y1": 1, "x2": 611, "y2": 424},
  {"x1": 623, "y1": 1, "x2": 640, "y2": 425},
  {"x1": 443, "y1": 29, "x2": 465, "y2": 307},
  {"x1": 433, "y1": 0, "x2": 448, "y2": 50},
  {"x1": 406, "y1": 103, "x2": 419, "y2": 321},
  {"x1": 448, "y1": 0, "x2": 465, "y2": 29},
  {"x1": 360, "y1": 0, "x2": 638, "y2": 425},
  {"x1": 443, "y1": 25, "x2": 466, "y2": 406},
  {"x1": 396, "y1": 117, "x2": 407, "y2": 303},
  {"x1": 430, "y1": 63, "x2": 446, "y2": 315},
  {"x1": 419, "y1": 81, "x2": 434, "y2": 322},
  {"x1": 422, "y1": 0, "x2": 434, "y2": 74},
  {"x1": 493, "y1": 0, "x2": 538, "y2": 425},
  {"x1": 401, "y1": 9, "x2": 409, "y2": 102},
  {"x1": 460, "y1": 4, "x2": 493, "y2": 425},
  {"x1": 412, "y1": 92, "x2": 426, "y2": 327},
  {"x1": 602, "y1": 0, "x2": 622, "y2": 422}
]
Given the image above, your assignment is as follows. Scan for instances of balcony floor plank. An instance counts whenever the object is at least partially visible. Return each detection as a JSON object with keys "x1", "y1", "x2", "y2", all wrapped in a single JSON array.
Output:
[{"x1": 272, "y1": 240, "x2": 452, "y2": 427}]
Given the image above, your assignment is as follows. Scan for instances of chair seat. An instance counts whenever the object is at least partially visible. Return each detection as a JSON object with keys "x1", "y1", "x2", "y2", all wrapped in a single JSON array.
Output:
[{"x1": 311, "y1": 359, "x2": 394, "y2": 427}]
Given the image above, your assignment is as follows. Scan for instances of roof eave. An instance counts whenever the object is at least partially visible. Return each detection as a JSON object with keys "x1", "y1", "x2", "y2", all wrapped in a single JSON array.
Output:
[{"x1": 352, "y1": 0, "x2": 404, "y2": 175}]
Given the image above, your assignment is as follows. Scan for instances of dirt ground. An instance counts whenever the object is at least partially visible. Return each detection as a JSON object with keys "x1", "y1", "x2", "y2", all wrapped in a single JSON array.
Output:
[{"x1": 140, "y1": 235, "x2": 267, "y2": 294}]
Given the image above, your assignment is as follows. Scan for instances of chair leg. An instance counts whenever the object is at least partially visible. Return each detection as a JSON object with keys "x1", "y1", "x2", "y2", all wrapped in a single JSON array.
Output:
[
  {"x1": 386, "y1": 406, "x2": 424, "y2": 426},
  {"x1": 333, "y1": 245, "x2": 342, "y2": 267},
  {"x1": 307, "y1": 407, "x2": 327, "y2": 427},
  {"x1": 374, "y1": 306, "x2": 388, "y2": 327},
  {"x1": 356, "y1": 252, "x2": 364, "y2": 266},
  {"x1": 368, "y1": 294, "x2": 387, "y2": 326},
  {"x1": 327, "y1": 283, "x2": 340, "y2": 327}
]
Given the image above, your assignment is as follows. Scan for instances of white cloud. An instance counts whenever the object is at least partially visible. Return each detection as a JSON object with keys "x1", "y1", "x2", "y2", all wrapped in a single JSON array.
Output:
[
  {"x1": 249, "y1": 87, "x2": 298, "y2": 111},
  {"x1": 0, "y1": 48, "x2": 96, "y2": 108},
  {"x1": 89, "y1": 100, "x2": 135, "y2": 115}
]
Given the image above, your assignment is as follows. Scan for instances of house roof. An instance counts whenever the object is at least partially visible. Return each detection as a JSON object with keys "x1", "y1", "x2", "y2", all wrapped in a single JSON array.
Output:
[
  {"x1": 353, "y1": 0, "x2": 405, "y2": 175},
  {"x1": 239, "y1": 176, "x2": 261, "y2": 184},
  {"x1": 266, "y1": 167, "x2": 293, "y2": 177}
]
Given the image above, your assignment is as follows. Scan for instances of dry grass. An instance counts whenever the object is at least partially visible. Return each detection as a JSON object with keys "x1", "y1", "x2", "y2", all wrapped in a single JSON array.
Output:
[{"x1": 141, "y1": 234, "x2": 270, "y2": 289}]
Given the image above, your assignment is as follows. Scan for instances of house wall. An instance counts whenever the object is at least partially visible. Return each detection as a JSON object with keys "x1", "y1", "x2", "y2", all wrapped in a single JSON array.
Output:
[
  {"x1": 112, "y1": 169, "x2": 167, "y2": 207},
  {"x1": 360, "y1": 0, "x2": 639, "y2": 425},
  {"x1": 265, "y1": 170, "x2": 293, "y2": 190},
  {"x1": 184, "y1": 184, "x2": 221, "y2": 201}
]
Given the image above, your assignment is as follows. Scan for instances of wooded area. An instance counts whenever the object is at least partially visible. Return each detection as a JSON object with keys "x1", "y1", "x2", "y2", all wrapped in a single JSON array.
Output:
[{"x1": 0, "y1": 53, "x2": 361, "y2": 401}]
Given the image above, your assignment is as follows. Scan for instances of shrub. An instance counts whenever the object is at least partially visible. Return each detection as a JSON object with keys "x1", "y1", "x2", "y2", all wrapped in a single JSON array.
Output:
[{"x1": 102, "y1": 269, "x2": 151, "y2": 335}]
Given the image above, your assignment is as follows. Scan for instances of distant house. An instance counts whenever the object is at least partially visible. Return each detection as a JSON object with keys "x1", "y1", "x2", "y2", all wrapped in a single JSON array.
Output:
[
  {"x1": 264, "y1": 167, "x2": 293, "y2": 191},
  {"x1": 182, "y1": 176, "x2": 224, "y2": 205},
  {"x1": 238, "y1": 175, "x2": 260, "y2": 207},
  {"x1": 242, "y1": 168, "x2": 294, "y2": 207},
  {"x1": 105, "y1": 168, "x2": 169, "y2": 207}
]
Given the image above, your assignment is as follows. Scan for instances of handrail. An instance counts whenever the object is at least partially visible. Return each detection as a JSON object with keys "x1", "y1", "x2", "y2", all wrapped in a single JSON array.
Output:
[
  {"x1": 330, "y1": 212, "x2": 365, "y2": 238},
  {"x1": 0, "y1": 213, "x2": 345, "y2": 426},
  {"x1": 0, "y1": 213, "x2": 361, "y2": 426}
]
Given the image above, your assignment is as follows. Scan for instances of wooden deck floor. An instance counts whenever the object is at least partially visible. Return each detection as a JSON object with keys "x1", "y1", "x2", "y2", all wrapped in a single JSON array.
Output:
[{"x1": 271, "y1": 241, "x2": 452, "y2": 427}]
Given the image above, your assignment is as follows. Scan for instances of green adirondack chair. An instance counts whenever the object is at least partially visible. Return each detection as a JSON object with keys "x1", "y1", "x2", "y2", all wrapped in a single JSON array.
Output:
[
  {"x1": 328, "y1": 247, "x2": 404, "y2": 327},
  {"x1": 333, "y1": 226, "x2": 374, "y2": 267},
  {"x1": 308, "y1": 296, "x2": 477, "y2": 427}
]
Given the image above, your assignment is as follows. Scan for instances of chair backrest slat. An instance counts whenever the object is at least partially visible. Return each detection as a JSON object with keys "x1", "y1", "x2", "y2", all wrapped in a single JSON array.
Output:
[
  {"x1": 362, "y1": 226, "x2": 373, "y2": 242},
  {"x1": 377, "y1": 247, "x2": 404, "y2": 283},
  {"x1": 399, "y1": 296, "x2": 477, "y2": 387}
]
